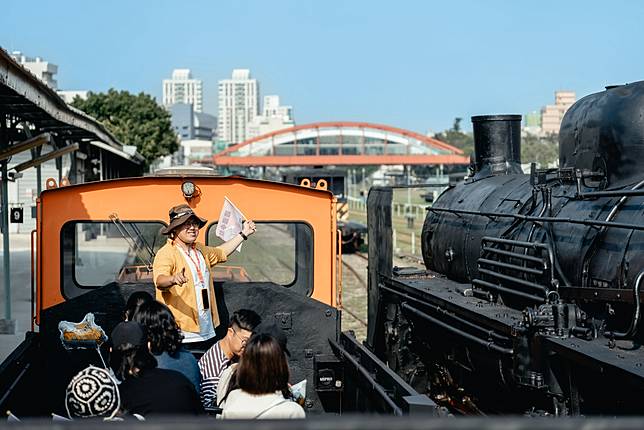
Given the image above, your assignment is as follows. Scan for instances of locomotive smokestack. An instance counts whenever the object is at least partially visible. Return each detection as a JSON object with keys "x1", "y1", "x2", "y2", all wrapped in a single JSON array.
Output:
[{"x1": 471, "y1": 114, "x2": 523, "y2": 176}]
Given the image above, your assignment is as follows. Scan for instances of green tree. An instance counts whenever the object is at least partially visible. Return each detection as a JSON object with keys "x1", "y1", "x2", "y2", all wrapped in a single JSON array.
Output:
[
  {"x1": 521, "y1": 134, "x2": 559, "y2": 167},
  {"x1": 72, "y1": 89, "x2": 178, "y2": 167},
  {"x1": 433, "y1": 117, "x2": 474, "y2": 156}
]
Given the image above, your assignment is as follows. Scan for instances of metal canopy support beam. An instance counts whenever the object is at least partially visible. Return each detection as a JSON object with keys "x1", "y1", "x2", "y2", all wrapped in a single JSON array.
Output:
[
  {"x1": 0, "y1": 133, "x2": 50, "y2": 162},
  {"x1": 0, "y1": 115, "x2": 15, "y2": 333},
  {"x1": 11, "y1": 143, "x2": 79, "y2": 173}
]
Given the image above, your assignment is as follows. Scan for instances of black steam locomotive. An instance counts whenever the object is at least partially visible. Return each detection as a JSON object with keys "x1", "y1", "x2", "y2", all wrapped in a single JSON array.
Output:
[{"x1": 366, "y1": 82, "x2": 644, "y2": 415}]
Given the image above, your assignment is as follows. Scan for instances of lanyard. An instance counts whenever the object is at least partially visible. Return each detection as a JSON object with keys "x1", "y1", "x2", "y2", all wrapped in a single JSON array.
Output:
[{"x1": 181, "y1": 245, "x2": 206, "y2": 288}]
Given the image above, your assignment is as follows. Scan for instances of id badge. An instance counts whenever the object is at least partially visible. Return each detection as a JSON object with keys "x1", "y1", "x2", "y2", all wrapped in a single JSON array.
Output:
[{"x1": 201, "y1": 289, "x2": 210, "y2": 310}]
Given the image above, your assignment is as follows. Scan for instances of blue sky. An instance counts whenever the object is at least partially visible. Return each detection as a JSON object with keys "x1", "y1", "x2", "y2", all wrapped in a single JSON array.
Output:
[{"x1": 2, "y1": 0, "x2": 642, "y2": 133}]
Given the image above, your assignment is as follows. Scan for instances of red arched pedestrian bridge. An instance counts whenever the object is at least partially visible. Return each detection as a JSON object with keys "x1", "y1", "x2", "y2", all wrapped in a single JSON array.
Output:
[{"x1": 212, "y1": 122, "x2": 470, "y2": 167}]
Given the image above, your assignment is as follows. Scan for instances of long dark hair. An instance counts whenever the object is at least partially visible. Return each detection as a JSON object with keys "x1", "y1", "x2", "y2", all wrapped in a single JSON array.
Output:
[
  {"x1": 110, "y1": 343, "x2": 157, "y2": 381},
  {"x1": 124, "y1": 291, "x2": 153, "y2": 321},
  {"x1": 237, "y1": 334, "x2": 291, "y2": 399},
  {"x1": 132, "y1": 301, "x2": 183, "y2": 356}
]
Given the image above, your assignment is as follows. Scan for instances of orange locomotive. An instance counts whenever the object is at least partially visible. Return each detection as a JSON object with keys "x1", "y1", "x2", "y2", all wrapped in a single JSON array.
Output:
[
  {"x1": 36, "y1": 175, "x2": 340, "y2": 315},
  {"x1": 2, "y1": 174, "x2": 433, "y2": 418}
]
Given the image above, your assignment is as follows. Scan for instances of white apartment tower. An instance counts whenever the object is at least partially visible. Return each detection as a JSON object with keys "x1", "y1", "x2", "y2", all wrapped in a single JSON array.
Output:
[
  {"x1": 10, "y1": 51, "x2": 58, "y2": 89},
  {"x1": 163, "y1": 69, "x2": 203, "y2": 112},
  {"x1": 218, "y1": 69, "x2": 259, "y2": 145}
]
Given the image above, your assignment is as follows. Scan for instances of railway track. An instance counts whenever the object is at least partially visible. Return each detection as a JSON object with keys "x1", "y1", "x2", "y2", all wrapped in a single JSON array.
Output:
[
  {"x1": 339, "y1": 251, "x2": 423, "y2": 335},
  {"x1": 354, "y1": 251, "x2": 368, "y2": 261},
  {"x1": 343, "y1": 257, "x2": 367, "y2": 291},
  {"x1": 341, "y1": 253, "x2": 369, "y2": 333}
]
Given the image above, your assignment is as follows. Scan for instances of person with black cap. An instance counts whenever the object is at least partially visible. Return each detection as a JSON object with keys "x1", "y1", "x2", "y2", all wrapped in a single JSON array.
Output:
[
  {"x1": 109, "y1": 321, "x2": 202, "y2": 417},
  {"x1": 153, "y1": 203, "x2": 257, "y2": 350}
]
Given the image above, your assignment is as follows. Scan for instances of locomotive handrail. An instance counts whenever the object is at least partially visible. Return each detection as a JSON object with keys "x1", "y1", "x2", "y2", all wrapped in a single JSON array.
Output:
[
  {"x1": 472, "y1": 279, "x2": 544, "y2": 303},
  {"x1": 328, "y1": 333, "x2": 439, "y2": 415},
  {"x1": 330, "y1": 338, "x2": 403, "y2": 415},
  {"x1": 380, "y1": 284, "x2": 510, "y2": 343},
  {"x1": 481, "y1": 247, "x2": 544, "y2": 264},
  {"x1": 478, "y1": 236, "x2": 555, "y2": 299},
  {"x1": 477, "y1": 269, "x2": 547, "y2": 294},
  {"x1": 481, "y1": 236, "x2": 549, "y2": 250},
  {"x1": 604, "y1": 270, "x2": 644, "y2": 340},
  {"x1": 427, "y1": 207, "x2": 644, "y2": 231},
  {"x1": 577, "y1": 189, "x2": 644, "y2": 198},
  {"x1": 477, "y1": 258, "x2": 544, "y2": 276},
  {"x1": 580, "y1": 178, "x2": 644, "y2": 290},
  {"x1": 400, "y1": 303, "x2": 514, "y2": 355}
]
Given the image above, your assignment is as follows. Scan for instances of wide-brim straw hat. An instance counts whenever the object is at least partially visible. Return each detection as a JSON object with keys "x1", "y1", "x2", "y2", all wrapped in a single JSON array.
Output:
[{"x1": 161, "y1": 203, "x2": 207, "y2": 235}]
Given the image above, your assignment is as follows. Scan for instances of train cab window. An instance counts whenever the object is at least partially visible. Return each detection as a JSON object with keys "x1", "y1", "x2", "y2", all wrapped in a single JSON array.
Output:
[
  {"x1": 61, "y1": 222, "x2": 166, "y2": 299},
  {"x1": 206, "y1": 222, "x2": 313, "y2": 296}
]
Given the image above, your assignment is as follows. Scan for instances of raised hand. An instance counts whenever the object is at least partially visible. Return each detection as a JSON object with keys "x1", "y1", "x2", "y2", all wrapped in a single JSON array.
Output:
[
  {"x1": 242, "y1": 220, "x2": 257, "y2": 237},
  {"x1": 174, "y1": 267, "x2": 188, "y2": 286}
]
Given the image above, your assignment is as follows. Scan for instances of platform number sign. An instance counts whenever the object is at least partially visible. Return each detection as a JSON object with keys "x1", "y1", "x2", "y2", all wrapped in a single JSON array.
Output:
[{"x1": 10, "y1": 208, "x2": 23, "y2": 224}]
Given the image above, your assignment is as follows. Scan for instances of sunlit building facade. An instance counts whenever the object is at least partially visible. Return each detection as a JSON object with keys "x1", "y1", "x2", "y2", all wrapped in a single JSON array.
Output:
[
  {"x1": 10, "y1": 51, "x2": 58, "y2": 89},
  {"x1": 218, "y1": 69, "x2": 259, "y2": 146},
  {"x1": 163, "y1": 69, "x2": 203, "y2": 112},
  {"x1": 541, "y1": 90, "x2": 576, "y2": 134},
  {"x1": 247, "y1": 95, "x2": 294, "y2": 139}
]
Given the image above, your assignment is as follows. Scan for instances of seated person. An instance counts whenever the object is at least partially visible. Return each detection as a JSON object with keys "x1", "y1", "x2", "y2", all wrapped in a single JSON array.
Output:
[
  {"x1": 65, "y1": 366, "x2": 121, "y2": 420},
  {"x1": 198, "y1": 309, "x2": 261, "y2": 410},
  {"x1": 109, "y1": 321, "x2": 201, "y2": 417},
  {"x1": 216, "y1": 322, "x2": 290, "y2": 410},
  {"x1": 221, "y1": 333, "x2": 305, "y2": 419},
  {"x1": 123, "y1": 291, "x2": 153, "y2": 321},
  {"x1": 132, "y1": 300, "x2": 201, "y2": 392}
]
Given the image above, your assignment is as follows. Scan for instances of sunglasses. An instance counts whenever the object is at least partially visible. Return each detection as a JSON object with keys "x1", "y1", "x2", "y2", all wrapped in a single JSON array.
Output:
[{"x1": 182, "y1": 220, "x2": 201, "y2": 229}]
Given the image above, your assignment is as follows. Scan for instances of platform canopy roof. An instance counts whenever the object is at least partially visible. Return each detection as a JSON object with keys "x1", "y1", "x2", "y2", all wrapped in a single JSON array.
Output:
[{"x1": 0, "y1": 48, "x2": 142, "y2": 164}]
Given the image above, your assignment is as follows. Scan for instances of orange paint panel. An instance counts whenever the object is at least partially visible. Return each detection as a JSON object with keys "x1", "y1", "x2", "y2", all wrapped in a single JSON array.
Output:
[{"x1": 37, "y1": 176, "x2": 337, "y2": 321}]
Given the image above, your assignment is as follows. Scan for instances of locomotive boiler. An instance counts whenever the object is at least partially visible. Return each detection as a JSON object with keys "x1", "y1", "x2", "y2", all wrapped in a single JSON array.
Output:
[{"x1": 367, "y1": 81, "x2": 644, "y2": 416}]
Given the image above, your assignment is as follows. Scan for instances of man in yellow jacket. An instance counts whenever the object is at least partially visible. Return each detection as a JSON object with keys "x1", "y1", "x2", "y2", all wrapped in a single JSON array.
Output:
[{"x1": 153, "y1": 204, "x2": 256, "y2": 350}]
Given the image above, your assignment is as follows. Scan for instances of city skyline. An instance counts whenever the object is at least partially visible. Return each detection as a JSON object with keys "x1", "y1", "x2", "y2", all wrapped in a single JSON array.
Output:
[{"x1": 2, "y1": 0, "x2": 643, "y2": 133}]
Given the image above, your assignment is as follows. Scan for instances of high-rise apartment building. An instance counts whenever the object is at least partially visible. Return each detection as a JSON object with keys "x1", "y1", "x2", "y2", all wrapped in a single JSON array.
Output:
[
  {"x1": 163, "y1": 69, "x2": 203, "y2": 112},
  {"x1": 248, "y1": 95, "x2": 294, "y2": 139},
  {"x1": 218, "y1": 69, "x2": 259, "y2": 145},
  {"x1": 541, "y1": 91, "x2": 576, "y2": 134},
  {"x1": 10, "y1": 51, "x2": 58, "y2": 89}
]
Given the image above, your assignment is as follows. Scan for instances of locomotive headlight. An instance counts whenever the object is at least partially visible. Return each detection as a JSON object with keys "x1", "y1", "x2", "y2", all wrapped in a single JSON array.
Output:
[{"x1": 181, "y1": 181, "x2": 196, "y2": 199}]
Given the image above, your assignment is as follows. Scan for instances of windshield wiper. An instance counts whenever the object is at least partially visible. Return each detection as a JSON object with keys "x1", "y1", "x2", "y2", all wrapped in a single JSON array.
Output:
[{"x1": 109, "y1": 213, "x2": 156, "y2": 270}]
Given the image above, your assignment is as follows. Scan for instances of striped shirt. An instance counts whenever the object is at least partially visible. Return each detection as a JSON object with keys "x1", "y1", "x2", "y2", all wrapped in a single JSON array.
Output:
[{"x1": 198, "y1": 341, "x2": 231, "y2": 409}]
